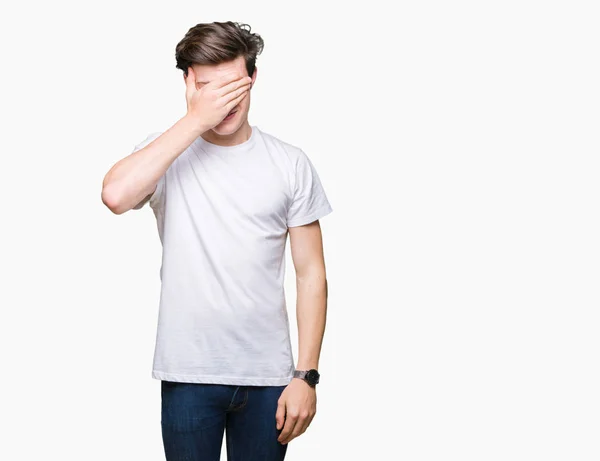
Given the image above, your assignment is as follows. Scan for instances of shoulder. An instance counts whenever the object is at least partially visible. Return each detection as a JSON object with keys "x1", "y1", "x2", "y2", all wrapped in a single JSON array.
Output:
[{"x1": 256, "y1": 127, "x2": 307, "y2": 167}]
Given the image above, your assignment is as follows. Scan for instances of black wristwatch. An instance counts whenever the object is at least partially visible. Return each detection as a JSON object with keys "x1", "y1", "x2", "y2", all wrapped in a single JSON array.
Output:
[{"x1": 293, "y1": 369, "x2": 320, "y2": 387}]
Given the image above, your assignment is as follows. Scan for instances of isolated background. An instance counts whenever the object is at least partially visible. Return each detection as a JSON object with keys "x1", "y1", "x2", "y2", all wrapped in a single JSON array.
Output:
[{"x1": 1, "y1": 1, "x2": 599, "y2": 460}]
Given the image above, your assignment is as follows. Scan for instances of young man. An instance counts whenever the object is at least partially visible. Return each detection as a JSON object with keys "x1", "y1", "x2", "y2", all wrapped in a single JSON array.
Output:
[{"x1": 101, "y1": 22, "x2": 332, "y2": 461}]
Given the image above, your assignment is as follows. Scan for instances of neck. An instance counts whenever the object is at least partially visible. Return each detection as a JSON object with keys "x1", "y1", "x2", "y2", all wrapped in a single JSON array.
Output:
[{"x1": 201, "y1": 122, "x2": 252, "y2": 147}]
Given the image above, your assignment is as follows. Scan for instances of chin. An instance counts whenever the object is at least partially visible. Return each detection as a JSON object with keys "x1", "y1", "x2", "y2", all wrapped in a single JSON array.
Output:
[
  {"x1": 211, "y1": 125, "x2": 238, "y2": 136},
  {"x1": 212, "y1": 113, "x2": 245, "y2": 136}
]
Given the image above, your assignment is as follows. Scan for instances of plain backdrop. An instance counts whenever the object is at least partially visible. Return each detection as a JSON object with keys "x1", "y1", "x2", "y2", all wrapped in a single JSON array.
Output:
[{"x1": 1, "y1": 1, "x2": 599, "y2": 460}]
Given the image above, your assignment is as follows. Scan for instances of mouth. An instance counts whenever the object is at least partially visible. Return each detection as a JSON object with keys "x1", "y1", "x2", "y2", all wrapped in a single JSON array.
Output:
[{"x1": 224, "y1": 109, "x2": 237, "y2": 120}]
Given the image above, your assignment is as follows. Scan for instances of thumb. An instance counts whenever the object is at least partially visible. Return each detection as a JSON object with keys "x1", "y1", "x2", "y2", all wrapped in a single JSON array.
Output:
[
  {"x1": 275, "y1": 399, "x2": 286, "y2": 430},
  {"x1": 185, "y1": 67, "x2": 196, "y2": 96}
]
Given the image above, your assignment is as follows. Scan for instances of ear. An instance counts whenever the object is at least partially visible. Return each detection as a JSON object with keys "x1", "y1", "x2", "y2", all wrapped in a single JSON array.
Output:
[{"x1": 250, "y1": 67, "x2": 258, "y2": 88}]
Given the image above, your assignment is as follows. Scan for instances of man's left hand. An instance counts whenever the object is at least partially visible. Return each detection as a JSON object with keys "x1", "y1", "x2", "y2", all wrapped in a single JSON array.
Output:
[{"x1": 276, "y1": 377, "x2": 317, "y2": 444}]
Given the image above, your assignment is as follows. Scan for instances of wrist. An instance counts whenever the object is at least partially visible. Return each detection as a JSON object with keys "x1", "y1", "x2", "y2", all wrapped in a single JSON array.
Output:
[
  {"x1": 293, "y1": 368, "x2": 320, "y2": 387},
  {"x1": 181, "y1": 113, "x2": 210, "y2": 136},
  {"x1": 292, "y1": 377, "x2": 316, "y2": 389},
  {"x1": 296, "y1": 360, "x2": 318, "y2": 370}
]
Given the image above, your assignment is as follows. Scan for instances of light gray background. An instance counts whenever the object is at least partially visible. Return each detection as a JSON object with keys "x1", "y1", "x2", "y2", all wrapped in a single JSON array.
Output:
[{"x1": 1, "y1": 1, "x2": 598, "y2": 460}]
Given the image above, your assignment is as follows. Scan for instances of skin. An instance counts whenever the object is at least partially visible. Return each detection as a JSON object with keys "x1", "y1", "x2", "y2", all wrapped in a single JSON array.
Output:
[
  {"x1": 187, "y1": 56, "x2": 257, "y2": 145},
  {"x1": 101, "y1": 56, "x2": 252, "y2": 214},
  {"x1": 278, "y1": 220, "x2": 328, "y2": 444},
  {"x1": 101, "y1": 54, "x2": 328, "y2": 445}
]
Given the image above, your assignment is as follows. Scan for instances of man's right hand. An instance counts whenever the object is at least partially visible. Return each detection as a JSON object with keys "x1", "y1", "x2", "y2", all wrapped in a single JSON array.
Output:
[{"x1": 184, "y1": 67, "x2": 252, "y2": 130}]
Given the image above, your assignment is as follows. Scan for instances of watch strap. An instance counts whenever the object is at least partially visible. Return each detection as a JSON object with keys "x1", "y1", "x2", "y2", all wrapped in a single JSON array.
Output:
[{"x1": 293, "y1": 370, "x2": 308, "y2": 379}]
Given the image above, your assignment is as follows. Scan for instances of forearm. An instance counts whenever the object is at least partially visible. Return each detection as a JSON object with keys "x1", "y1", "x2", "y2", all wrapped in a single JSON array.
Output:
[
  {"x1": 295, "y1": 270, "x2": 328, "y2": 370},
  {"x1": 102, "y1": 115, "x2": 208, "y2": 214}
]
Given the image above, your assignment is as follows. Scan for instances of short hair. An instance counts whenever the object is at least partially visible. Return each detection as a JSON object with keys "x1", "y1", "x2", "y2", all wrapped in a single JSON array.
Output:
[{"x1": 175, "y1": 21, "x2": 264, "y2": 78}]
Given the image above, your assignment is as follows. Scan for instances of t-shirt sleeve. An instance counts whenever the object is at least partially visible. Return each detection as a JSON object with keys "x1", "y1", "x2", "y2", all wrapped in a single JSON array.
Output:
[
  {"x1": 130, "y1": 132, "x2": 165, "y2": 210},
  {"x1": 286, "y1": 149, "x2": 333, "y2": 227}
]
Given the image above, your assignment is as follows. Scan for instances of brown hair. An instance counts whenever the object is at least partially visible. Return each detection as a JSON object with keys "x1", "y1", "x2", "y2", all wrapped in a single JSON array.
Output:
[{"x1": 175, "y1": 21, "x2": 264, "y2": 78}]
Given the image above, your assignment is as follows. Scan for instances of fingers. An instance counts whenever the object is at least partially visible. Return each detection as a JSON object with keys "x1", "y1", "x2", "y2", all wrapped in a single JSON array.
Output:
[
  {"x1": 278, "y1": 407, "x2": 315, "y2": 444},
  {"x1": 277, "y1": 411, "x2": 298, "y2": 444},
  {"x1": 290, "y1": 418, "x2": 307, "y2": 441},
  {"x1": 293, "y1": 409, "x2": 312, "y2": 438},
  {"x1": 306, "y1": 411, "x2": 316, "y2": 429},
  {"x1": 218, "y1": 75, "x2": 252, "y2": 98},
  {"x1": 210, "y1": 71, "x2": 247, "y2": 90},
  {"x1": 275, "y1": 399, "x2": 286, "y2": 430},
  {"x1": 224, "y1": 86, "x2": 250, "y2": 112},
  {"x1": 185, "y1": 67, "x2": 196, "y2": 96}
]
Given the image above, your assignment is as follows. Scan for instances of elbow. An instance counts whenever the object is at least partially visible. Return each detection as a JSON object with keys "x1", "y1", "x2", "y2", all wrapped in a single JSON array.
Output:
[{"x1": 101, "y1": 182, "x2": 129, "y2": 215}]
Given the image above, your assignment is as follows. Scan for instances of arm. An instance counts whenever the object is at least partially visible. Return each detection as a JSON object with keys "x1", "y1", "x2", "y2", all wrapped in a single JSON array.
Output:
[
  {"x1": 101, "y1": 67, "x2": 252, "y2": 214},
  {"x1": 277, "y1": 219, "x2": 328, "y2": 445},
  {"x1": 101, "y1": 115, "x2": 208, "y2": 214},
  {"x1": 291, "y1": 220, "x2": 328, "y2": 371}
]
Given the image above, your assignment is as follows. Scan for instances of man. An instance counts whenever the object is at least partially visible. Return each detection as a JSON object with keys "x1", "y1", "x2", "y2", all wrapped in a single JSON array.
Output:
[{"x1": 101, "y1": 21, "x2": 332, "y2": 461}]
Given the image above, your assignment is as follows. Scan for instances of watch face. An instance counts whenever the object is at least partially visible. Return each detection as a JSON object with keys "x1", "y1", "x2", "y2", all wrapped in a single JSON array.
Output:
[{"x1": 305, "y1": 369, "x2": 320, "y2": 385}]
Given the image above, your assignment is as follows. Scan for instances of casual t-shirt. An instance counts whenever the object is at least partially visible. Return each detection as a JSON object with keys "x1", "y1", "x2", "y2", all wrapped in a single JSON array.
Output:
[{"x1": 131, "y1": 125, "x2": 333, "y2": 385}]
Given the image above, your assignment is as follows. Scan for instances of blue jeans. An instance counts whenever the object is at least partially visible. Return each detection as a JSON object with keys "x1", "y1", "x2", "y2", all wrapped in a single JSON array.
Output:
[{"x1": 161, "y1": 380, "x2": 288, "y2": 461}]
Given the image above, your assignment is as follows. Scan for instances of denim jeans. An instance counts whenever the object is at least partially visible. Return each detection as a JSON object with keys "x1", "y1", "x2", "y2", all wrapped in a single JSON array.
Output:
[{"x1": 161, "y1": 380, "x2": 288, "y2": 461}]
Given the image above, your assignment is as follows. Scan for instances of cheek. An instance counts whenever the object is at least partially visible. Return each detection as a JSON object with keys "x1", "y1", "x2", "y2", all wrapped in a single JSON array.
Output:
[
  {"x1": 242, "y1": 92, "x2": 251, "y2": 107},
  {"x1": 235, "y1": 97, "x2": 248, "y2": 112}
]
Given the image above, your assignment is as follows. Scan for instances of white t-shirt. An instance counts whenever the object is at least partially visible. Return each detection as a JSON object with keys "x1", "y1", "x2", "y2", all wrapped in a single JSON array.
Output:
[{"x1": 132, "y1": 125, "x2": 333, "y2": 385}]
